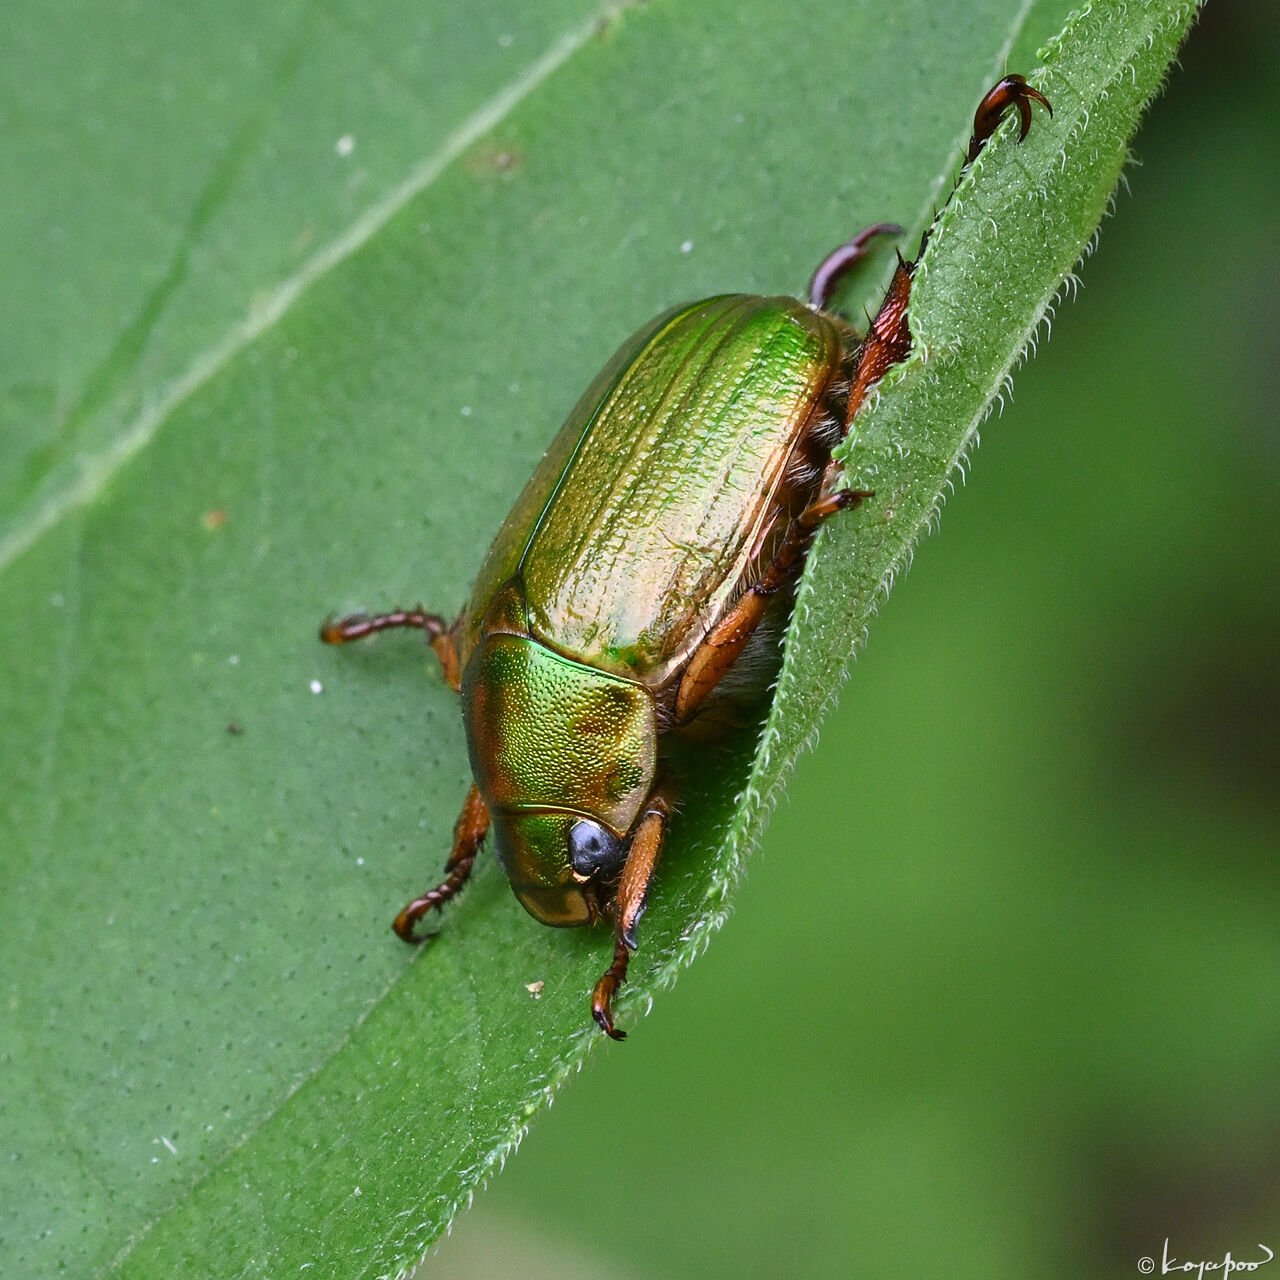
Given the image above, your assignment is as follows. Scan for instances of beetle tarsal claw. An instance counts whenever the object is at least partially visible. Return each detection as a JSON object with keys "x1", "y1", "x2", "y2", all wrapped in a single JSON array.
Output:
[
  {"x1": 591, "y1": 939, "x2": 632, "y2": 1040},
  {"x1": 391, "y1": 907, "x2": 433, "y2": 944},
  {"x1": 967, "y1": 74, "x2": 1052, "y2": 163},
  {"x1": 591, "y1": 977, "x2": 627, "y2": 1041}
]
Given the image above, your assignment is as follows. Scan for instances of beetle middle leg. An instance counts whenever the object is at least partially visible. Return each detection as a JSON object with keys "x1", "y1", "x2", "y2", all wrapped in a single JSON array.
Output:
[
  {"x1": 392, "y1": 783, "x2": 490, "y2": 942},
  {"x1": 674, "y1": 487, "x2": 873, "y2": 721},
  {"x1": 592, "y1": 793, "x2": 671, "y2": 1041},
  {"x1": 319, "y1": 608, "x2": 463, "y2": 691}
]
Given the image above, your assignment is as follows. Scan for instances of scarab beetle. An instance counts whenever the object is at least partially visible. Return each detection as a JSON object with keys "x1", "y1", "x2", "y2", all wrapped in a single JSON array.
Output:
[{"x1": 321, "y1": 76, "x2": 1049, "y2": 1038}]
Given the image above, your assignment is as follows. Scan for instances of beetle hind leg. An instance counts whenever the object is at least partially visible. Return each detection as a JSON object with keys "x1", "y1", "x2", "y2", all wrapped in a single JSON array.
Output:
[
  {"x1": 832, "y1": 75, "x2": 1050, "y2": 441},
  {"x1": 392, "y1": 784, "x2": 490, "y2": 942},
  {"x1": 319, "y1": 607, "x2": 463, "y2": 691},
  {"x1": 838, "y1": 256, "x2": 914, "y2": 436},
  {"x1": 807, "y1": 222, "x2": 904, "y2": 313},
  {"x1": 967, "y1": 74, "x2": 1051, "y2": 165}
]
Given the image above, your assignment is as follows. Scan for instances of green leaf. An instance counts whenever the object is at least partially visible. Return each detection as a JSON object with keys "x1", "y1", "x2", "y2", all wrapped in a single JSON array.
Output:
[
  {"x1": 748, "y1": 0, "x2": 1205, "y2": 885},
  {"x1": 0, "y1": 1, "x2": 1198, "y2": 1276}
]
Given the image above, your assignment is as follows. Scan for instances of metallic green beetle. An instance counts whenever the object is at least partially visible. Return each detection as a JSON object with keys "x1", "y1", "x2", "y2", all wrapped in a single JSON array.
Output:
[{"x1": 321, "y1": 76, "x2": 1049, "y2": 1038}]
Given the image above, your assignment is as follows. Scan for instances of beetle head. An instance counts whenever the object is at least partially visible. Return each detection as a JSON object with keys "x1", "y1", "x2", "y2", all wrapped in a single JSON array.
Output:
[
  {"x1": 491, "y1": 811, "x2": 630, "y2": 926},
  {"x1": 462, "y1": 632, "x2": 657, "y2": 926}
]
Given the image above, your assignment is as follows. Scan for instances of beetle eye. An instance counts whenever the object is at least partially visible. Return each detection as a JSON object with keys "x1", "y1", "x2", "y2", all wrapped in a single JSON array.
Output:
[{"x1": 567, "y1": 819, "x2": 626, "y2": 878}]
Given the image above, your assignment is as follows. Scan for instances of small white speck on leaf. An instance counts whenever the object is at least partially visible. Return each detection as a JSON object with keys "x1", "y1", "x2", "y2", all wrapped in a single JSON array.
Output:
[
  {"x1": 498, "y1": 32, "x2": 513, "y2": 48},
  {"x1": 680, "y1": 240, "x2": 694, "y2": 254},
  {"x1": 335, "y1": 134, "x2": 355, "y2": 157},
  {"x1": 228, "y1": 654, "x2": 240, "y2": 666},
  {"x1": 309, "y1": 679, "x2": 323, "y2": 694},
  {"x1": 356, "y1": 856, "x2": 365, "y2": 867},
  {"x1": 460, "y1": 405, "x2": 473, "y2": 417}
]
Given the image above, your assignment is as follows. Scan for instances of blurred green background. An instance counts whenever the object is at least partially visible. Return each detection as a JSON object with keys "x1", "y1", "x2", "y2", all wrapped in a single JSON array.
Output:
[{"x1": 431, "y1": 3, "x2": 1280, "y2": 1277}]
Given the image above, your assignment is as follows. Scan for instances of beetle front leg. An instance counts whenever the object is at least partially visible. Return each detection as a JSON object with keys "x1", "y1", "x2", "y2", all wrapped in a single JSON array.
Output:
[
  {"x1": 392, "y1": 783, "x2": 490, "y2": 942},
  {"x1": 592, "y1": 796, "x2": 670, "y2": 1040},
  {"x1": 319, "y1": 608, "x2": 463, "y2": 692}
]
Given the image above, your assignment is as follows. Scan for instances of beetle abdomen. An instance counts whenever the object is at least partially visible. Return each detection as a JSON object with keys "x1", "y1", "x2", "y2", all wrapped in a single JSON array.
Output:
[{"x1": 495, "y1": 295, "x2": 843, "y2": 684}]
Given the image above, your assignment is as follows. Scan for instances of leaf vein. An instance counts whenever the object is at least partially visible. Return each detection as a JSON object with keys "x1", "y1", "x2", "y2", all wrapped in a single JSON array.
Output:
[{"x1": 0, "y1": 0, "x2": 633, "y2": 583}]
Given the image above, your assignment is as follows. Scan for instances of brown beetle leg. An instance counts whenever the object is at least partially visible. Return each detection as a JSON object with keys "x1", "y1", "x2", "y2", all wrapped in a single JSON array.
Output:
[
  {"x1": 840, "y1": 257, "x2": 914, "y2": 436},
  {"x1": 675, "y1": 488, "x2": 873, "y2": 721},
  {"x1": 685, "y1": 72, "x2": 1036, "y2": 722},
  {"x1": 393, "y1": 784, "x2": 489, "y2": 942},
  {"x1": 808, "y1": 79, "x2": 1048, "y2": 323},
  {"x1": 319, "y1": 608, "x2": 463, "y2": 692},
  {"x1": 967, "y1": 74, "x2": 1051, "y2": 164},
  {"x1": 832, "y1": 74, "x2": 1048, "y2": 438},
  {"x1": 676, "y1": 244, "x2": 919, "y2": 720},
  {"x1": 592, "y1": 797, "x2": 669, "y2": 1040},
  {"x1": 807, "y1": 222, "x2": 904, "y2": 312}
]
